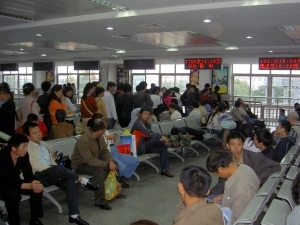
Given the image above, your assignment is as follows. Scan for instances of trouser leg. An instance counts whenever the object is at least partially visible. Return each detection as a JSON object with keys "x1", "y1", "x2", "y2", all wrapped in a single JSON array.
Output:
[
  {"x1": 145, "y1": 138, "x2": 169, "y2": 171},
  {"x1": 75, "y1": 164, "x2": 107, "y2": 205},
  {"x1": 107, "y1": 118, "x2": 115, "y2": 130},
  {"x1": 0, "y1": 188, "x2": 21, "y2": 225}
]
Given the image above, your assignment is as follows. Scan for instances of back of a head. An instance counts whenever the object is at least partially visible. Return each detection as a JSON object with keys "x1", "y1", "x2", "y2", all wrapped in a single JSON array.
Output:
[
  {"x1": 117, "y1": 82, "x2": 123, "y2": 91},
  {"x1": 168, "y1": 103, "x2": 176, "y2": 110},
  {"x1": 207, "y1": 150, "x2": 233, "y2": 173},
  {"x1": 92, "y1": 81, "x2": 99, "y2": 88},
  {"x1": 226, "y1": 131, "x2": 245, "y2": 144},
  {"x1": 89, "y1": 114, "x2": 106, "y2": 131},
  {"x1": 204, "y1": 83, "x2": 210, "y2": 88},
  {"x1": 135, "y1": 84, "x2": 141, "y2": 92},
  {"x1": 27, "y1": 113, "x2": 38, "y2": 123},
  {"x1": 130, "y1": 220, "x2": 158, "y2": 225},
  {"x1": 23, "y1": 83, "x2": 35, "y2": 95},
  {"x1": 171, "y1": 98, "x2": 178, "y2": 105},
  {"x1": 254, "y1": 128, "x2": 273, "y2": 146},
  {"x1": 82, "y1": 82, "x2": 93, "y2": 99},
  {"x1": 0, "y1": 84, "x2": 10, "y2": 94},
  {"x1": 190, "y1": 100, "x2": 199, "y2": 108},
  {"x1": 217, "y1": 102, "x2": 227, "y2": 113},
  {"x1": 150, "y1": 86, "x2": 158, "y2": 94},
  {"x1": 107, "y1": 81, "x2": 116, "y2": 91},
  {"x1": 239, "y1": 124, "x2": 254, "y2": 138},
  {"x1": 234, "y1": 100, "x2": 241, "y2": 108},
  {"x1": 55, "y1": 109, "x2": 67, "y2": 123},
  {"x1": 288, "y1": 111, "x2": 299, "y2": 121},
  {"x1": 41, "y1": 81, "x2": 51, "y2": 92},
  {"x1": 223, "y1": 100, "x2": 230, "y2": 110},
  {"x1": 214, "y1": 85, "x2": 220, "y2": 92},
  {"x1": 139, "y1": 81, "x2": 147, "y2": 90},
  {"x1": 122, "y1": 83, "x2": 132, "y2": 93},
  {"x1": 180, "y1": 166, "x2": 211, "y2": 198},
  {"x1": 95, "y1": 87, "x2": 105, "y2": 96}
]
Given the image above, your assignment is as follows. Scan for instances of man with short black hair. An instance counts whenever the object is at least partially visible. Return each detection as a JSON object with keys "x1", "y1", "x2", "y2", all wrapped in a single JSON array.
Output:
[
  {"x1": 102, "y1": 81, "x2": 118, "y2": 129},
  {"x1": 274, "y1": 120, "x2": 296, "y2": 162},
  {"x1": 253, "y1": 128, "x2": 278, "y2": 162},
  {"x1": 51, "y1": 109, "x2": 74, "y2": 139},
  {"x1": 133, "y1": 81, "x2": 153, "y2": 109},
  {"x1": 173, "y1": 166, "x2": 223, "y2": 225},
  {"x1": 207, "y1": 150, "x2": 260, "y2": 223},
  {"x1": 0, "y1": 134, "x2": 44, "y2": 225},
  {"x1": 169, "y1": 104, "x2": 182, "y2": 119},
  {"x1": 287, "y1": 111, "x2": 300, "y2": 143}
]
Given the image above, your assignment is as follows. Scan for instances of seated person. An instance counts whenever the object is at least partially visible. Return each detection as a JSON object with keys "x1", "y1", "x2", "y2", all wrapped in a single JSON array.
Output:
[
  {"x1": 239, "y1": 124, "x2": 260, "y2": 152},
  {"x1": 253, "y1": 128, "x2": 278, "y2": 162},
  {"x1": 16, "y1": 113, "x2": 47, "y2": 139},
  {"x1": 287, "y1": 112, "x2": 300, "y2": 143},
  {"x1": 210, "y1": 131, "x2": 280, "y2": 195},
  {"x1": 279, "y1": 108, "x2": 287, "y2": 122},
  {"x1": 206, "y1": 102, "x2": 230, "y2": 149},
  {"x1": 237, "y1": 98, "x2": 257, "y2": 119},
  {"x1": 274, "y1": 120, "x2": 296, "y2": 162},
  {"x1": 207, "y1": 150, "x2": 260, "y2": 223},
  {"x1": 287, "y1": 173, "x2": 300, "y2": 225},
  {"x1": 89, "y1": 113, "x2": 140, "y2": 187},
  {"x1": 230, "y1": 101, "x2": 247, "y2": 127},
  {"x1": 131, "y1": 107, "x2": 174, "y2": 177},
  {"x1": 169, "y1": 103, "x2": 182, "y2": 120},
  {"x1": 171, "y1": 98, "x2": 184, "y2": 117},
  {"x1": 188, "y1": 100, "x2": 201, "y2": 117},
  {"x1": 0, "y1": 134, "x2": 44, "y2": 225},
  {"x1": 173, "y1": 166, "x2": 223, "y2": 225},
  {"x1": 72, "y1": 115, "x2": 126, "y2": 211},
  {"x1": 50, "y1": 109, "x2": 74, "y2": 139},
  {"x1": 23, "y1": 122, "x2": 95, "y2": 225}
]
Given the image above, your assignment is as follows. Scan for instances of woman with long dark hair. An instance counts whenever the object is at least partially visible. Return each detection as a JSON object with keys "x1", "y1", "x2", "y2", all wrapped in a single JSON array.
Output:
[
  {"x1": 48, "y1": 84, "x2": 66, "y2": 125},
  {"x1": 63, "y1": 86, "x2": 76, "y2": 125},
  {"x1": 80, "y1": 83, "x2": 98, "y2": 128}
]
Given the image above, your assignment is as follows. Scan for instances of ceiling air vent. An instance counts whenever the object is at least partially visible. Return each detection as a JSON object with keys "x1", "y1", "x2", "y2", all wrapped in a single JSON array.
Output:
[{"x1": 138, "y1": 23, "x2": 165, "y2": 28}]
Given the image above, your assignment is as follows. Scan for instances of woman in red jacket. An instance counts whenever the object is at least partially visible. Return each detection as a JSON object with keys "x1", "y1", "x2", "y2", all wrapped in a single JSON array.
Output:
[{"x1": 80, "y1": 83, "x2": 98, "y2": 128}]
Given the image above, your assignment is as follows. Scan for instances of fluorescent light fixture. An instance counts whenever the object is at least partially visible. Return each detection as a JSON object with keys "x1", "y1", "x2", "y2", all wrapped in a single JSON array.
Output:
[
  {"x1": 36, "y1": 34, "x2": 42, "y2": 37},
  {"x1": 203, "y1": 19, "x2": 211, "y2": 23},
  {"x1": 269, "y1": 50, "x2": 273, "y2": 53},
  {"x1": 166, "y1": 48, "x2": 178, "y2": 51},
  {"x1": 116, "y1": 50, "x2": 126, "y2": 53},
  {"x1": 107, "y1": 27, "x2": 114, "y2": 30},
  {"x1": 86, "y1": 0, "x2": 129, "y2": 11},
  {"x1": 20, "y1": 48, "x2": 24, "y2": 51},
  {"x1": 246, "y1": 36, "x2": 252, "y2": 39},
  {"x1": 225, "y1": 46, "x2": 239, "y2": 50},
  {"x1": 41, "y1": 54, "x2": 46, "y2": 56}
]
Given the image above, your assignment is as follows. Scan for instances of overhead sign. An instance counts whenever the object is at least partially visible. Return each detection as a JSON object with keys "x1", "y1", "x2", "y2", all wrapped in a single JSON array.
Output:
[
  {"x1": 184, "y1": 58, "x2": 222, "y2": 70},
  {"x1": 259, "y1": 57, "x2": 300, "y2": 70}
]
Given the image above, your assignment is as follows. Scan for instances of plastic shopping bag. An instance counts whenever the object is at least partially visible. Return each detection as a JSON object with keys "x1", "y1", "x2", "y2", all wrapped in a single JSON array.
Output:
[{"x1": 105, "y1": 171, "x2": 122, "y2": 200}]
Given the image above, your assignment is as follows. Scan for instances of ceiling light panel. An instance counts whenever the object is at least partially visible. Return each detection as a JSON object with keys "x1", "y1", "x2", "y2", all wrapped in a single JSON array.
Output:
[{"x1": 85, "y1": 0, "x2": 129, "y2": 11}]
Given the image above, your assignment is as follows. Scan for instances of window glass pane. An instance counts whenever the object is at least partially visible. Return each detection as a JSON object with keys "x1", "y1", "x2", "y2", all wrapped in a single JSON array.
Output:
[
  {"x1": 176, "y1": 64, "x2": 190, "y2": 74},
  {"x1": 252, "y1": 64, "x2": 269, "y2": 74},
  {"x1": 58, "y1": 75, "x2": 68, "y2": 85},
  {"x1": 68, "y1": 75, "x2": 78, "y2": 90},
  {"x1": 233, "y1": 64, "x2": 250, "y2": 74},
  {"x1": 57, "y1": 66, "x2": 67, "y2": 73},
  {"x1": 291, "y1": 70, "x2": 300, "y2": 75},
  {"x1": 161, "y1": 75, "x2": 175, "y2": 88},
  {"x1": 79, "y1": 75, "x2": 90, "y2": 95},
  {"x1": 10, "y1": 71, "x2": 18, "y2": 74},
  {"x1": 161, "y1": 64, "x2": 175, "y2": 73},
  {"x1": 19, "y1": 75, "x2": 32, "y2": 92},
  {"x1": 132, "y1": 70, "x2": 145, "y2": 73},
  {"x1": 3, "y1": 71, "x2": 10, "y2": 74},
  {"x1": 27, "y1": 67, "x2": 32, "y2": 74},
  {"x1": 146, "y1": 65, "x2": 159, "y2": 73},
  {"x1": 79, "y1": 70, "x2": 89, "y2": 73},
  {"x1": 132, "y1": 75, "x2": 145, "y2": 92},
  {"x1": 19, "y1": 67, "x2": 26, "y2": 74},
  {"x1": 146, "y1": 75, "x2": 159, "y2": 88},
  {"x1": 4, "y1": 75, "x2": 18, "y2": 92},
  {"x1": 251, "y1": 76, "x2": 268, "y2": 103},
  {"x1": 272, "y1": 77, "x2": 290, "y2": 105},
  {"x1": 90, "y1": 70, "x2": 99, "y2": 74},
  {"x1": 68, "y1": 66, "x2": 77, "y2": 73},
  {"x1": 90, "y1": 74, "x2": 99, "y2": 82},
  {"x1": 233, "y1": 76, "x2": 250, "y2": 98},
  {"x1": 291, "y1": 77, "x2": 300, "y2": 105},
  {"x1": 271, "y1": 70, "x2": 290, "y2": 74},
  {"x1": 176, "y1": 75, "x2": 190, "y2": 93}
]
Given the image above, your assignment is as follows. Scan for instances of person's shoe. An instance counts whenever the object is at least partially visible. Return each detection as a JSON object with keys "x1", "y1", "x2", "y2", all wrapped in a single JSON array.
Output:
[
  {"x1": 161, "y1": 170, "x2": 174, "y2": 177},
  {"x1": 69, "y1": 216, "x2": 89, "y2": 225},
  {"x1": 121, "y1": 180, "x2": 129, "y2": 188},
  {"x1": 85, "y1": 181, "x2": 99, "y2": 190},
  {"x1": 29, "y1": 218, "x2": 43, "y2": 225},
  {"x1": 95, "y1": 203, "x2": 112, "y2": 210},
  {"x1": 116, "y1": 194, "x2": 127, "y2": 199}
]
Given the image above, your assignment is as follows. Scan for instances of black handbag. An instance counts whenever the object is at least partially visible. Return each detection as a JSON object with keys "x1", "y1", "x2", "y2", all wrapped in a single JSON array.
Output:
[{"x1": 55, "y1": 153, "x2": 72, "y2": 170}]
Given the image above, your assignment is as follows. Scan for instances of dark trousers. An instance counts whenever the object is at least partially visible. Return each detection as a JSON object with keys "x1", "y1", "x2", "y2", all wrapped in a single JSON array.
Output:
[
  {"x1": 35, "y1": 165, "x2": 80, "y2": 215},
  {"x1": 107, "y1": 118, "x2": 115, "y2": 130},
  {"x1": 0, "y1": 188, "x2": 43, "y2": 225},
  {"x1": 145, "y1": 138, "x2": 169, "y2": 171},
  {"x1": 74, "y1": 161, "x2": 119, "y2": 205},
  {"x1": 119, "y1": 118, "x2": 130, "y2": 128},
  {"x1": 183, "y1": 127, "x2": 204, "y2": 141}
]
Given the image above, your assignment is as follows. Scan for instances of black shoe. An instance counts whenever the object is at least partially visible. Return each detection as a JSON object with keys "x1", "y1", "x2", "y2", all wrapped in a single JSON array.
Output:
[
  {"x1": 29, "y1": 218, "x2": 43, "y2": 225},
  {"x1": 69, "y1": 216, "x2": 89, "y2": 225},
  {"x1": 116, "y1": 194, "x2": 127, "y2": 199},
  {"x1": 86, "y1": 181, "x2": 99, "y2": 190},
  {"x1": 121, "y1": 180, "x2": 129, "y2": 188},
  {"x1": 95, "y1": 203, "x2": 112, "y2": 210},
  {"x1": 161, "y1": 170, "x2": 174, "y2": 178}
]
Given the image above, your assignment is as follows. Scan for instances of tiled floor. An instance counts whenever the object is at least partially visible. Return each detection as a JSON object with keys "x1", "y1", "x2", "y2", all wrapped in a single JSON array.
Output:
[{"x1": 18, "y1": 141, "x2": 221, "y2": 225}]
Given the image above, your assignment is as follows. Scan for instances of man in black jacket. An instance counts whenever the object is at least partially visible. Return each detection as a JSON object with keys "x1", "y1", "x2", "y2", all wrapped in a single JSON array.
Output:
[
  {"x1": 210, "y1": 131, "x2": 281, "y2": 196},
  {"x1": 0, "y1": 83, "x2": 16, "y2": 142},
  {"x1": 37, "y1": 81, "x2": 52, "y2": 131},
  {"x1": 0, "y1": 134, "x2": 44, "y2": 225}
]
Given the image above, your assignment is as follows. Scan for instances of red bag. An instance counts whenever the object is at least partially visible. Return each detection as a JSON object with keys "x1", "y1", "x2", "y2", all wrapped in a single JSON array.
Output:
[{"x1": 116, "y1": 144, "x2": 131, "y2": 154}]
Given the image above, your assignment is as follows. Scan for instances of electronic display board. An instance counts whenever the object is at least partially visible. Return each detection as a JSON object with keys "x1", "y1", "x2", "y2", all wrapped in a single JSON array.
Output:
[
  {"x1": 259, "y1": 58, "x2": 300, "y2": 70},
  {"x1": 184, "y1": 58, "x2": 222, "y2": 70}
]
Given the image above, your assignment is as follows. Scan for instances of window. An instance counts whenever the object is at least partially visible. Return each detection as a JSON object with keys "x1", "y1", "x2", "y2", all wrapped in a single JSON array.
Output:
[
  {"x1": 161, "y1": 76, "x2": 174, "y2": 88},
  {"x1": 176, "y1": 75, "x2": 190, "y2": 92},
  {"x1": 161, "y1": 64, "x2": 175, "y2": 73},
  {"x1": 233, "y1": 64, "x2": 250, "y2": 74},
  {"x1": 3, "y1": 67, "x2": 32, "y2": 93},
  {"x1": 251, "y1": 76, "x2": 268, "y2": 103},
  {"x1": 132, "y1": 75, "x2": 145, "y2": 92},
  {"x1": 146, "y1": 75, "x2": 159, "y2": 88},
  {"x1": 272, "y1": 77, "x2": 290, "y2": 105},
  {"x1": 233, "y1": 76, "x2": 250, "y2": 97}
]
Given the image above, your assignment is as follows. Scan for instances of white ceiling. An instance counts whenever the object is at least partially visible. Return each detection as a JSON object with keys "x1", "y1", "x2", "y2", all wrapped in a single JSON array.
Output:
[{"x1": 0, "y1": 0, "x2": 300, "y2": 64}]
